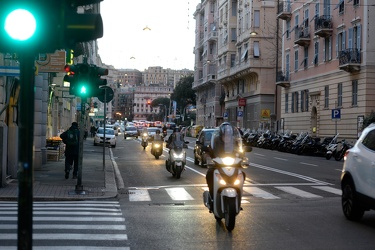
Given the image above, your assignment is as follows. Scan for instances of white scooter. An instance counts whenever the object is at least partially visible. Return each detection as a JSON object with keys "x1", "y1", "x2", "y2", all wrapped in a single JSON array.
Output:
[
  {"x1": 203, "y1": 147, "x2": 252, "y2": 232},
  {"x1": 141, "y1": 132, "x2": 148, "y2": 150}
]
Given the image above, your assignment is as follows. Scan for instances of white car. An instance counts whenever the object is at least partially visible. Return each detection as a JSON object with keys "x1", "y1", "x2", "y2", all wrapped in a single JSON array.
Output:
[
  {"x1": 341, "y1": 123, "x2": 375, "y2": 220},
  {"x1": 94, "y1": 127, "x2": 117, "y2": 148}
]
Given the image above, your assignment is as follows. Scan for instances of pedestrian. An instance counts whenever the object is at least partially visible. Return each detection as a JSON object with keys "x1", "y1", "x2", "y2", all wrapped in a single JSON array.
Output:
[
  {"x1": 60, "y1": 122, "x2": 80, "y2": 179},
  {"x1": 90, "y1": 125, "x2": 96, "y2": 137}
]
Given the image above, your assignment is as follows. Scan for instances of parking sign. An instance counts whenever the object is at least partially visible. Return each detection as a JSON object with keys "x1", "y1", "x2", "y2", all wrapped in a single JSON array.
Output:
[{"x1": 332, "y1": 109, "x2": 341, "y2": 119}]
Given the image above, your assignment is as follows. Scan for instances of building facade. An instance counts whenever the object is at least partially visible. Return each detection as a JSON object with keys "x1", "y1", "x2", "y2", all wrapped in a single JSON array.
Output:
[
  {"x1": 277, "y1": 0, "x2": 375, "y2": 140},
  {"x1": 193, "y1": 0, "x2": 279, "y2": 129}
]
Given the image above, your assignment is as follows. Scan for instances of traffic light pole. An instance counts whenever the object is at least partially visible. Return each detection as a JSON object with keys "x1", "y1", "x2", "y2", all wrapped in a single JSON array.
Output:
[
  {"x1": 76, "y1": 101, "x2": 85, "y2": 192},
  {"x1": 18, "y1": 53, "x2": 35, "y2": 250}
]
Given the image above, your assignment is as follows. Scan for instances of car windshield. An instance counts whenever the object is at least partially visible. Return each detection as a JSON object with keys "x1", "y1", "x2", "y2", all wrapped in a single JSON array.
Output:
[
  {"x1": 126, "y1": 127, "x2": 137, "y2": 131},
  {"x1": 97, "y1": 128, "x2": 114, "y2": 135}
]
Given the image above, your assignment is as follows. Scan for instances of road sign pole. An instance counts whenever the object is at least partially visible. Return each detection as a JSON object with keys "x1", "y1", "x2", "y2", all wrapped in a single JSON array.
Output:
[{"x1": 18, "y1": 52, "x2": 35, "y2": 249}]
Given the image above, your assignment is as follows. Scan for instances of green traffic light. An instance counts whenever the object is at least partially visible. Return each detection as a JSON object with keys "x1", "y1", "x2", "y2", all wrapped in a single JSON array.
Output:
[
  {"x1": 80, "y1": 86, "x2": 87, "y2": 94},
  {"x1": 5, "y1": 9, "x2": 36, "y2": 41}
]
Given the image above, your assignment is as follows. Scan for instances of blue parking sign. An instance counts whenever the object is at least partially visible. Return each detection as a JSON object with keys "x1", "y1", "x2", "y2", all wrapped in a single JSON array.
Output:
[
  {"x1": 237, "y1": 111, "x2": 243, "y2": 117},
  {"x1": 332, "y1": 109, "x2": 341, "y2": 119}
]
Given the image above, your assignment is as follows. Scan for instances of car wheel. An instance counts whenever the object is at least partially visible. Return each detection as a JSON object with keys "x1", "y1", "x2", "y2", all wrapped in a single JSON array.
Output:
[
  {"x1": 124, "y1": 136, "x2": 127, "y2": 140},
  {"x1": 342, "y1": 180, "x2": 365, "y2": 221}
]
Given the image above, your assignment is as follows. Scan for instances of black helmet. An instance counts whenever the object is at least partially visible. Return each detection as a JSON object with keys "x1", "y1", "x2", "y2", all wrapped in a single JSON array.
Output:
[
  {"x1": 173, "y1": 127, "x2": 180, "y2": 133},
  {"x1": 156, "y1": 129, "x2": 160, "y2": 134}
]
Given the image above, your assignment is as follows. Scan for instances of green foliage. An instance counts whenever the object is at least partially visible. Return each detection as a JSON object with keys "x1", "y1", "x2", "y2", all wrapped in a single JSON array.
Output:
[
  {"x1": 151, "y1": 97, "x2": 170, "y2": 108},
  {"x1": 362, "y1": 111, "x2": 375, "y2": 129},
  {"x1": 170, "y1": 75, "x2": 196, "y2": 109}
]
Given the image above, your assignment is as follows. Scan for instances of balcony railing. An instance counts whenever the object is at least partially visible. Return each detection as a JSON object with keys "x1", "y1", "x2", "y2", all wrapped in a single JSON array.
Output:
[
  {"x1": 207, "y1": 31, "x2": 217, "y2": 41},
  {"x1": 339, "y1": 48, "x2": 361, "y2": 72},
  {"x1": 275, "y1": 71, "x2": 290, "y2": 88},
  {"x1": 294, "y1": 26, "x2": 310, "y2": 47},
  {"x1": 314, "y1": 15, "x2": 333, "y2": 38},
  {"x1": 277, "y1": 1, "x2": 292, "y2": 20}
]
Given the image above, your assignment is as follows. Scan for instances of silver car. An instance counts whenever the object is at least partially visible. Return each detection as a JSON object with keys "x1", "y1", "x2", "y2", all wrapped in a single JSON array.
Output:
[{"x1": 94, "y1": 127, "x2": 117, "y2": 147}]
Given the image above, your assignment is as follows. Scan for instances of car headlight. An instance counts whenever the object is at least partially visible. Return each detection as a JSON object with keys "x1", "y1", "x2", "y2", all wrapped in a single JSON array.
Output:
[{"x1": 222, "y1": 157, "x2": 235, "y2": 166}]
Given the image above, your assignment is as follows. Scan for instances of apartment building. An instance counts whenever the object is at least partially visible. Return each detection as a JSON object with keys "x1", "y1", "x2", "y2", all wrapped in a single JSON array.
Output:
[
  {"x1": 142, "y1": 66, "x2": 194, "y2": 87},
  {"x1": 277, "y1": 0, "x2": 375, "y2": 140},
  {"x1": 194, "y1": 0, "x2": 279, "y2": 129}
]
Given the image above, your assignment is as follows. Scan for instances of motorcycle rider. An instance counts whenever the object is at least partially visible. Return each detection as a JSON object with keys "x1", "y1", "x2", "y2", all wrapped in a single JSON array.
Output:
[
  {"x1": 205, "y1": 122, "x2": 245, "y2": 206},
  {"x1": 166, "y1": 127, "x2": 185, "y2": 163},
  {"x1": 153, "y1": 129, "x2": 163, "y2": 141},
  {"x1": 162, "y1": 124, "x2": 168, "y2": 137}
]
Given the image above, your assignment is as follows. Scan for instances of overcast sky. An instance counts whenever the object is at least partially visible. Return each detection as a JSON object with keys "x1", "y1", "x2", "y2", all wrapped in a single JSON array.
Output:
[{"x1": 98, "y1": 0, "x2": 200, "y2": 71}]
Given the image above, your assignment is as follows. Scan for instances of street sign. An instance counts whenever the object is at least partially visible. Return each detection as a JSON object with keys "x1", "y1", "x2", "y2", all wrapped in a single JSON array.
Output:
[
  {"x1": 223, "y1": 112, "x2": 228, "y2": 118},
  {"x1": 332, "y1": 109, "x2": 341, "y2": 119},
  {"x1": 238, "y1": 98, "x2": 246, "y2": 107},
  {"x1": 237, "y1": 111, "x2": 243, "y2": 117}
]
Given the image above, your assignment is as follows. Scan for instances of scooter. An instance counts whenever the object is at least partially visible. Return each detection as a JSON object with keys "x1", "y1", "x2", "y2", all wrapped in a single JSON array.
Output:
[
  {"x1": 141, "y1": 132, "x2": 148, "y2": 150},
  {"x1": 325, "y1": 133, "x2": 339, "y2": 160},
  {"x1": 151, "y1": 140, "x2": 163, "y2": 159},
  {"x1": 165, "y1": 140, "x2": 189, "y2": 179},
  {"x1": 203, "y1": 146, "x2": 252, "y2": 232}
]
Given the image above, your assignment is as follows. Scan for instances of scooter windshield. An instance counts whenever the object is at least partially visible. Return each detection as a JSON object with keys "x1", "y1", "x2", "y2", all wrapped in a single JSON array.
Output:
[{"x1": 210, "y1": 125, "x2": 242, "y2": 157}]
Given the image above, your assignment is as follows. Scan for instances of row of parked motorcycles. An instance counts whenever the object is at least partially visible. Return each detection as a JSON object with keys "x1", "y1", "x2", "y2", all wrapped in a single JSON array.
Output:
[{"x1": 241, "y1": 129, "x2": 353, "y2": 161}]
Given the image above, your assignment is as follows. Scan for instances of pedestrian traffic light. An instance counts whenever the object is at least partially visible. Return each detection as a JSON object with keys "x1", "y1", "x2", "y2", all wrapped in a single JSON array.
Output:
[{"x1": 0, "y1": 0, "x2": 104, "y2": 53}]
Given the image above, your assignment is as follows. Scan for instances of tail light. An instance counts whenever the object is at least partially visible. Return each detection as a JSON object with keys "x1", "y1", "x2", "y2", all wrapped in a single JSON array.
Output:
[{"x1": 343, "y1": 150, "x2": 351, "y2": 161}]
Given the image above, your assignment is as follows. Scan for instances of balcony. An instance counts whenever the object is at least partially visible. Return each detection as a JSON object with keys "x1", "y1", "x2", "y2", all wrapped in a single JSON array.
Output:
[
  {"x1": 339, "y1": 49, "x2": 361, "y2": 72},
  {"x1": 294, "y1": 26, "x2": 310, "y2": 47},
  {"x1": 207, "y1": 31, "x2": 217, "y2": 41},
  {"x1": 277, "y1": 1, "x2": 291, "y2": 20},
  {"x1": 314, "y1": 15, "x2": 333, "y2": 38},
  {"x1": 275, "y1": 71, "x2": 290, "y2": 88}
]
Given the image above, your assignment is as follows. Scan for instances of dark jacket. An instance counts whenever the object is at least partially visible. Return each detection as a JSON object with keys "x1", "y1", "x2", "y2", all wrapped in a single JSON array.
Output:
[{"x1": 60, "y1": 125, "x2": 80, "y2": 155}]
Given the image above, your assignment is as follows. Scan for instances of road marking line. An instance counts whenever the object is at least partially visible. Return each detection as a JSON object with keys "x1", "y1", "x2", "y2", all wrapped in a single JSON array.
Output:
[
  {"x1": 243, "y1": 187, "x2": 280, "y2": 199},
  {"x1": 312, "y1": 186, "x2": 341, "y2": 195},
  {"x1": 300, "y1": 162, "x2": 318, "y2": 167},
  {"x1": 275, "y1": 186, "x2": 322, "y2": 198},
  {"x1": 129, "y1": 189, "x2": 151, "y2": 201},
  {"x1": 0, "y1": 233, "x2": 128, "y2": 241},
  {"x1": 165, "y1": 187, "x2": 194, "y2": 200},
  {"x1": 274, "y1": 157, "x2": 288, "y2": 161}
]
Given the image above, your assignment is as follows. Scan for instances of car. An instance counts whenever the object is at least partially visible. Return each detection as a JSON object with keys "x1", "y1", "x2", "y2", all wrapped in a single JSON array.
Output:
[
  {"x1": 165, "y1": 122, "x2": 176, "y2": 130},
  {"x1": 341, "y1": 123, "x2": 375, "y2": 220},
  {"x1": 194, "y1": 128, "x2": 217, "y2": 167},
  {"x1": 124, "y1": 126, "x2": 138, "y2": 139},
  {"x1": 94, "y1": 127, "x2": 117, "y2": 148},
  {"x1": 105, "y1": 124, "x2": 118, "y2": 136}
]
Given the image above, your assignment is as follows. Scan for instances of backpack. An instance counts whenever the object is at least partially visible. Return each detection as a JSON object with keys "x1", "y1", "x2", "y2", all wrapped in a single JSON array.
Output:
[{"x1": 64, "y1": 129, "x2": 78, "y2": 146}]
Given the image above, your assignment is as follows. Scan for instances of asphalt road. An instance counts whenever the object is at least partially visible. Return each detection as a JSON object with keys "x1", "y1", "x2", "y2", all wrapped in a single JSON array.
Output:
[{"x1": 111, "y1": 133, "x2": 375, "y2": 250}]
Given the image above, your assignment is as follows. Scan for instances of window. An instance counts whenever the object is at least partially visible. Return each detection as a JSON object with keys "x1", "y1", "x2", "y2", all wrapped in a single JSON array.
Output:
[
  {"x1": 230, "y1": 54, "x2": 236, "y2": 67},
  {"x1": 254, "y1": 10, "x2": 260, "y2": 28},
  {"x1": 286, "y1": 54, "x2": 290, "y2": 78},
  {"x1": 337, "y1": 83, "x2": 343, "y2": 107},
  {"x1": 253, "y1": 41, "x2": 260, "y2": 58},
  {"x1": 286, "y1": 20, "x2": 291, "y2": 39},
  {"x1": 352, "y1": 80, "x2": 358, "y2": 106},
  {"x1": 285, "y1": 93, "x2": 289, "y2": 113},
  {"x1": 301, "y1": 90, "x2": 308, "y2": 112},
  {"x1": 324, "y1": 86, "x2": 329, "y2": 109},
  {"x1": 314, "y1": 41, "x2": 319, "y2": 65},
  {"x1": 303, "y1": 47, "x2": 308, "y2": 69},
  {"x1": 231, "y1": 28, "x2": 236, "y2": 42},
  {"x1": 323, "y1": 0, "x2": 331, "y2": 16},
  {"x1": 294, "y1": 50, "x2": 299, "y2": 72},
  {"x1": 301, "y1": 91, "x2": 305, "y2": 111},
  {"x1": 291, "y1": 92, "x2": 299, "y2": 113},
  {"x1": 336, "y1": 31, "x2": 346, "y2": 57},
  {"x1": 353, "y1": 0, "x2": 359, "y2": 6},
  {"x1": 232, "y1": 1, "x2": 237, "y2": 16},
  {"x1": 338, "y1": 0, "x2": 344, "y2": 14},
  {"x1": 324, "y1": 36, "x2": 332, "y2": 61},
  {"x1": 348, "y1": 25, "x2": 361, "y2": 50},
  {"x1": 362, "y1": 130, "x2": 375, "y2": 151}
]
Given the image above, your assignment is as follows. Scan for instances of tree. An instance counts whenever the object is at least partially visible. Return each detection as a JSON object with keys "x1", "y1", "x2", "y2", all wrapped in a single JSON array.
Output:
[
  {"x1": 170, "y1": 75, "x2": 196, "y2": 109},
  {"x1": 362, "y1": 111, "x2": 375, "y2": 129}
]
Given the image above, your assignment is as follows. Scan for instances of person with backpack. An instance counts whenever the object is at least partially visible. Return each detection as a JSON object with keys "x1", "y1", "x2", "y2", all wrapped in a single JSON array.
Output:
[{"x1": 60, "y1": 122, "x2": 80, "y2": 179}]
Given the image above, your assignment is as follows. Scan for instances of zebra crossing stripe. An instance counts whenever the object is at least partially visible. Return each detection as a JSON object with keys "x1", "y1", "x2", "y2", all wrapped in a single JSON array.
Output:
[
  {"x1": 275, "y1": 186, "x2": 322, "y2": 198},
  {"x1": 243, "y1": 187, "x2": 280, "y2": 199},
  {"x1": 129, "y1": 189, "x2": 151, "y2": 201},
  {"x1": 312, "y1": 186, "x2": 342, "y2": 195},
  {"x1": 165, "y1": 187, "x2": 194, "y2": 200}
]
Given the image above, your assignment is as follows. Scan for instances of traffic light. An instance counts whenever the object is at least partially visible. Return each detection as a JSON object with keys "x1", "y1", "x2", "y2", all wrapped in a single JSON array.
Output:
[
  {"x1": 146, "y1": 99, "x2": 152, "y2": 106},
  {"x1": 64, "y1": 63, "x2": 108, "y2": 98},
  {"x1": 0, "y1": 0, "x2": 103, "y2": 53}
]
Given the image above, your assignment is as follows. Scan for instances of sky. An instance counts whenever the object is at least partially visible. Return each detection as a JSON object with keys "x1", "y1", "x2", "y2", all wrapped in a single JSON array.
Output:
[{"x1": 98, "y1": 0, "x2": 200, "y2": 71}]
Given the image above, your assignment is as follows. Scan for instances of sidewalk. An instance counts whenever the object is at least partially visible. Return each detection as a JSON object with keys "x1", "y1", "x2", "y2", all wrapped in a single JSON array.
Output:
[{"x1": 0, "y1": 138, "x2": 118, "y2": 201}]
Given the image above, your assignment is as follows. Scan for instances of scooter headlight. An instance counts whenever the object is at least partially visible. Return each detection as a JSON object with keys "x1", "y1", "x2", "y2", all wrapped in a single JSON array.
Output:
[
  {"x1": 215, "y1": 173, "x2": 226, "y2": 185},
  {"x1": 173, "y1": 152, "x2": 184, "y2": 159},
  {"x1": 234, "y1": 172, "x2": 243, "y2": 185},
  {"x1": 222, "y1": 157, "x2": 235, "y2": 166},
  {"x1": 154, "y1": 143, "x2": 161, "y2": 148},
  {"x1": 143, "y1": 133, "x2": 148, "y2": 137}
]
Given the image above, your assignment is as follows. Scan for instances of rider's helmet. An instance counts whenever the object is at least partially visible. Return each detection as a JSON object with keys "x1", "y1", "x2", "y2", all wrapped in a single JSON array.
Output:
[
  {"x1": 173, "y1": 127, "x2": 180, "y2": 133},
  {"x1": 156, "y1": 129, "x2": 160, "y2": 134}
]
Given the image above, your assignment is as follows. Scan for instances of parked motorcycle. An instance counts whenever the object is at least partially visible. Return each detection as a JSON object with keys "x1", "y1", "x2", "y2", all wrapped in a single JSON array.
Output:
[
  {"x1": 203, "y1": 146, "x2": 252, "y2": 232},
  {"x1": 165, "y1": 136, "x2": 189, "y2": 179},
  {"x1": 335, "y1": 139, "x2": 352, "y2": 161},
  {"x1": 141, "y1": 132, "x2": 148, "y2": 150},
  {"x1": 151, "y1": 140, "x2": 163, "y2": 159},
  {"x1": 325, "y1": 133, "x2": 339, "y2": 160}
]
